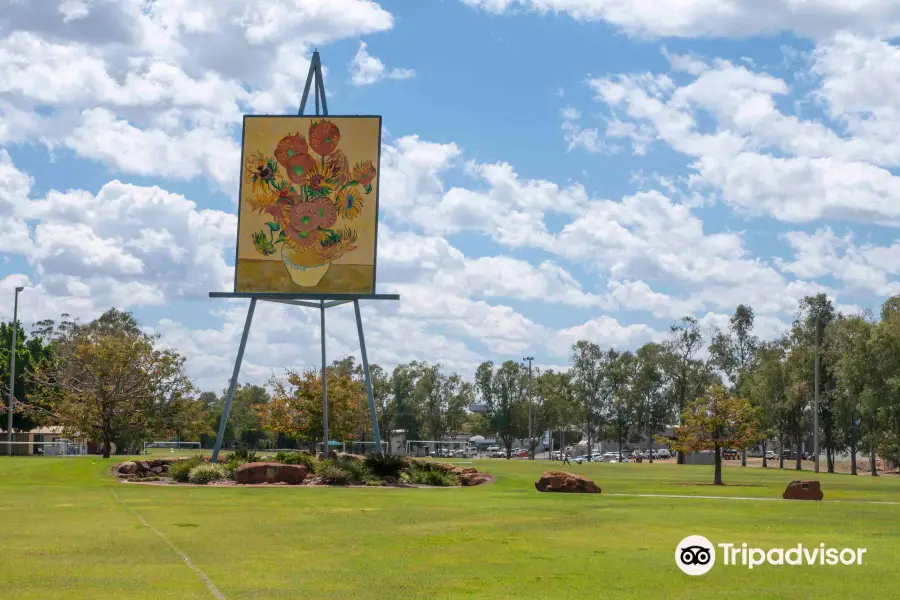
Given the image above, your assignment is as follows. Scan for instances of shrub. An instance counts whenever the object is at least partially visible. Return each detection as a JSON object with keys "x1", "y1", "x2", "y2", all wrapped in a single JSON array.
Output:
[
  {"x1": 408, "y1": 463, "x2": 458, "y2": 487},
  {"x1": 188, "y1": 463, "x2": 226, "y2": 484},
  {"x1": 274, "y1": 450, "x2": 317, "y2": 470},
  {"x1": 364, "y1": 478, "x2": 385, "y2": 487},
  {"x1": 134, "y1": 475, "x2": 161, "y2": 482},
  {"x1": 227, "y1": 448, "x2": 259, "y2": 463},
  {"x1": 364, "y1": 453, "x2": 407, "y2": 478},
  {"x1": 319, "y1": 464, "x2": 351, "y2": 485},
  {"x1": 170, "y1": 456, "x2": 205, "y2": 483},
  {"x1": 223, "y1": 458, "x2": 247, "y2": 480},
  {"x1": 337, "y1": 457, "x2": 372, "y2": 483}
]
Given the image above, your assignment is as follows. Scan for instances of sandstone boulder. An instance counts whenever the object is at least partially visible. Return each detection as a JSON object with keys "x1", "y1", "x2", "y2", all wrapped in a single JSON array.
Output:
[
  {"x1": 235, "y1": 462, "x2": 308, "y2": 485},
  {"x1": 459, "y1": 472, "x2": 492, "y2": 486},
  {"x1": 118, "y1": 461, "x2": 137, "y2": 475},
  {"x1": 336, "y1": 452, "x2": 365, "y2": 462},
  {"x1": 535, "y1": 471, "x2": 601, "y2": 494},
  {"x1": 150, "y1": 466, "x2": 163, "y2": 474},
  {"x1": 783, "y1": 480, "x2": 823, "y2": 501}
]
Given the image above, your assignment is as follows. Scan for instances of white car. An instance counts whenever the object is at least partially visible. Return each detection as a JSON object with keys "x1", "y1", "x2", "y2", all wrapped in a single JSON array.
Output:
[{"x1": 765, "y1": 450, "x2": 778, "y2": 460}]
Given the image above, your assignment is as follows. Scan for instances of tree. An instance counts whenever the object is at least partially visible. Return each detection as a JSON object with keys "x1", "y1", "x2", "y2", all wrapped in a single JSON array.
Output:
[
  {"x1": 744, "y1": 341, "x2": 787, "y2": 468},
  {"x1": 570, "y1": 341, "x2": 606, "y2": 460},
  {"x1": 792, "y1": 294, "x2": 838, "y2": 472},
  {"x1": 631, "y1": 343, "x2": 673, "y2": 463},
  {"x1": 257, "y1": 368, "x2": 369, "y2": 447},
  {"x1": 601, "y1": 349, "x2": 637, "y2": 461},
  {"x1": 708, "y1": 305, "x2": 759, "y2": 466},
  {"x1": 666, "y1": 317, "x2": 704, "y2": 464},
  {"x1": 825, "y1": 314, "x2": 874, "y2": 475},
  {"x1": 391, "y1": 362, "x2": 423, "y2": 441},
  {"x1": 32, "y1": 309, "x2": 199, "y2": 458},
  {"x1": 868, "y1": 299, "x2": 900, "y2": 475},
  {"x1": 668, "y1": 385, "x2": 760, "y2": 485},
  {"x1": 477, "y1": 360, "x2": 527, "y2": 459},
  {"x1": 369, "y1": 364, "x2": 393, "y2": 450},
  {"x1": 536, "y1": 369, "x2": 578, "y2": 456},
  {"x1": 0, "y1": 319, "x2": 56, "y2": 432},
  {"x1": 416, "y1": 364, "x2": 471, "y2": 442}
]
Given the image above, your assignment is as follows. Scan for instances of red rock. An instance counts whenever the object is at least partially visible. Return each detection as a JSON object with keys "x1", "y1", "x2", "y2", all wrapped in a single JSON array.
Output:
[
  {"x1": 783, "y1": 480, "x2": 823, "y2": 501},
  {"x1": 535, "y1": 471, "x2": 601, "y2": 494},
  {"x1": 336, "y1": 452, "x2": 365, "y2": 462},
  {"x1": 459, "y1": 472, "x2": 492, "y2": 486},
  {"x1": 235, "y1": 462, "x2": 308, "y2": 485}
]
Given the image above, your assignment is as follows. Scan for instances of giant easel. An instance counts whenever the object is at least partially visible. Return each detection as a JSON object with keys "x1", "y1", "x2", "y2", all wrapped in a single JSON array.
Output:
[{"x1": 210, "y1": 51, "x2": 399, "y2": 463}]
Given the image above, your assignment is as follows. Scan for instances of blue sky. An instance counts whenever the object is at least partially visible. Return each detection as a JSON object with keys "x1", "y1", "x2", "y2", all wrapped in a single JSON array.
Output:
[{"x1": 2, "y1": 0, "x2": 900, "y2": 390}]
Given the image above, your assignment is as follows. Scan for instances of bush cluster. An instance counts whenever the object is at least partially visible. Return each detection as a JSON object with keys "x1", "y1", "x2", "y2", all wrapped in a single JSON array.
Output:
[
  {"x1": 274, "y1": 450, "x2": 317, "y2": 470},
  {"x1": 408, "y1": 462, "x2": 458, "y2": 487},
  {"x1": 364, "y1": 453, "x2": 407, "y2": 478},
  {"x1": 318, "y1": 464, "x2": 351, "y2": 485},
  {"x1": 188, "y1": 463, "x2": 226, "y2": 484},
  {"x1": 169, "y1": 456, "x2": 205, "y2": 483}
]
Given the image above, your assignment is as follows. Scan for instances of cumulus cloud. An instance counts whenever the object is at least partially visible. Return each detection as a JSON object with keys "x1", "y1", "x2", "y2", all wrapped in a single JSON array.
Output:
[
  {"x1": 460, "y1": 0, "x2": 900, "y2": 40},
  {"x1": 349, "y1": 41, "x2": 415, "y2": 86}
]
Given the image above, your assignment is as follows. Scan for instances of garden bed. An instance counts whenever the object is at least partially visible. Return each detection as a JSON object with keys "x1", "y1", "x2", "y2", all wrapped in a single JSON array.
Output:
[{"x1": 112, "y1": 452, "x2": 494, "y2": 488}]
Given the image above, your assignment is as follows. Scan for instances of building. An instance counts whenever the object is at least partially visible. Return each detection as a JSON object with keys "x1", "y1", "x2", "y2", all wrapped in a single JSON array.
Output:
[{"x1": 0, "y1": 427, "x2": 90, "y2": 455}]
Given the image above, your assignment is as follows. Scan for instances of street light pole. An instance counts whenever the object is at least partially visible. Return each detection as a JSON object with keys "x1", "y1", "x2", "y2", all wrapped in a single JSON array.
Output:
[
  {"x1": 523, "y1": 356, "x2": 534, "y2": 460},
  {"x1": 7, "y1": 286, "x2": 23, "y2": 456},
  {"x1": 814, "y1": 312, "x2": 820, "y2": 474}
]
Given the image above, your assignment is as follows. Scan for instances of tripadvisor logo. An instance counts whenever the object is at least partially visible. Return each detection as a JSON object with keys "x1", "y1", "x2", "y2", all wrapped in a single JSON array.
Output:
[{"x1": 675, "y1": 535, "x2": 867, "y2": 576}]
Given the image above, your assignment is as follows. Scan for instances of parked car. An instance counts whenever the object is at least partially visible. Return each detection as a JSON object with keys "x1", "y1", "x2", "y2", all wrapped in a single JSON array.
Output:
[
  {"x1": 722, "y1": 448, "x2": 740, "y2": 460},
  {"x1": 765, "y1": 450, "x2": 778, "y2": 460},
  {"x1": 655, "y1": 449, "x2": 671, "y2": 460}
]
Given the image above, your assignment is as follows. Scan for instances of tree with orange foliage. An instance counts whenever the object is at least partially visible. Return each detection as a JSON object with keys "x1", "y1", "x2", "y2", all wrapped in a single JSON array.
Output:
[
  {"x1": 256, "y1": 368, "x2": 370, "y2": 447},
  {"x1": 667, "y1": 385, "x2": 761, "y2": 485}
]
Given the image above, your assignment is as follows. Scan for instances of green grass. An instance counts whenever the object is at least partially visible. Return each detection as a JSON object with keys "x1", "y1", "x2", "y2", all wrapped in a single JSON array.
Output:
[{"x1": 1, "y1": 457, "x2": 898, "y2": 599}]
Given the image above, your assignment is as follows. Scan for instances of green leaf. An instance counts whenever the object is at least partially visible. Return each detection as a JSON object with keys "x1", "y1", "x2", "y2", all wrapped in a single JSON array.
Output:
[{"x1": 267, "y1": 222, "x2": 281, "y2": 232}]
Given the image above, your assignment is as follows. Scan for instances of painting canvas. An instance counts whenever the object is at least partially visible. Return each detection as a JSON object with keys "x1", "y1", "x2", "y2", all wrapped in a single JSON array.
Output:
[{"x1": 234, "y1": 115, "x2": 382, "y2": 294}]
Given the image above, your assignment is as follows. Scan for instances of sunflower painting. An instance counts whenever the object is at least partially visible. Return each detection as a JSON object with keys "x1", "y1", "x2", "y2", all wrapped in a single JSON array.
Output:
[{"x1": 235, "y1": 116, "x2": 382, "y2": 294}]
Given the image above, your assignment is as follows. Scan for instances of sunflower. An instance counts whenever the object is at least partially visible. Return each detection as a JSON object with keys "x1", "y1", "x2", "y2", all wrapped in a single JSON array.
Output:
[
  {"x1": 287, "y1": 202, "x2": 322, "y2": 233},
  {"x1": 334, "y1": 185, "x2": 364, "y2": 219},
  {"x1": 326, "y1": 149, "x2": 350, "y2": 185},
  {"x1": 352, "y1": 160, "x2": 377, "y2": 187},
  {"x1": 247, "y1": 186, "x2": 277, "y2": 212},
  {"x1": 244, "y1": 152, "x2": 277, "y2": 192},
  {"x1": 305, "y1": 161, "x2": 336, "y2": 197},
  {"x1": 274, "y1": 133, "x2": 308, "y2": 167},
  {"x1": 285, "y1": 153, "x2": 318, "y2": 185},
  {"x1": 284, "y1": 224, "x2": 320, "y2": 249},
  {"x1": 310, "y1": 197, "x2": 338, "y2": 228},
  {"x1": 309, "y1": 120, "x2": 341, "y2": 156},
  {"x1": 320, "y1": 228, "x2": 358, "y2": 261}
]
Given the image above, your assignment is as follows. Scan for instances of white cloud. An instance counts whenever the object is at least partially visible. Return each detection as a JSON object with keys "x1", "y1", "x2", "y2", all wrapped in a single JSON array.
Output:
[
  {"x1": 0, "y1": 1, "x2": 395, "y2": 185},
  {"x1": 586, "y1": 49, "x2": 900, "y2": 227},
  {"x1": 460, "y1": 0, "x2": 900, "y2": 40},
  {"x1": 779, "y1": 228, "x2": 900, "y2": 296},
  {"x1": 349, "y1": 41, "x2": 415, "y2": 86}
]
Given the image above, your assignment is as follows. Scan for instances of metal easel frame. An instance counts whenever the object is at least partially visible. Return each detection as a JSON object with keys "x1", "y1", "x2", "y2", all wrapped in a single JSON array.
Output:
[{"x1": 210, "y1": 52, "x2": 397, "y2": 462}]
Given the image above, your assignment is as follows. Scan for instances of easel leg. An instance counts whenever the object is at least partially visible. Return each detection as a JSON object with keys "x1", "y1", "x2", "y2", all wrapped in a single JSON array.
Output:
[
  {"x1": 212, "y1": 298, "x2": 257, "y2": 462},
  {"x1": 354, "y1": 300, "x2": 382, "y2": 452},
  {"x1": 321, "y1": 300, "x2": 329, "y2": 457}
]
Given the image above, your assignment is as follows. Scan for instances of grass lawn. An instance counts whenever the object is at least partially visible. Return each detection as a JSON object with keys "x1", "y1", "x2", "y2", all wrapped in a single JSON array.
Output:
[{"x1": 1, "y1": 457, "x2": 898, "y2": 599}]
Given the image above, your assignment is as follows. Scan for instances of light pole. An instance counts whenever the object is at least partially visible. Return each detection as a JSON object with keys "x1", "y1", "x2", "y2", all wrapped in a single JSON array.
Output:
[
  {"x1": 7, "y1": 286, "x2": 23, "y2": 456},
  {"x1": 523, "y1": 356, "x2": 534, "y2": 460},
  {"x1": 813, "y1": 311, "x2": 820, "y2": 474}
]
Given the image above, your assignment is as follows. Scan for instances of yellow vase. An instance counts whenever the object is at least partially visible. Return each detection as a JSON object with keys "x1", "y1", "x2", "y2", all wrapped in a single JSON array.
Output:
[{"x1": 281, "y1": 246, "x2": 331, "y2": 287}]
